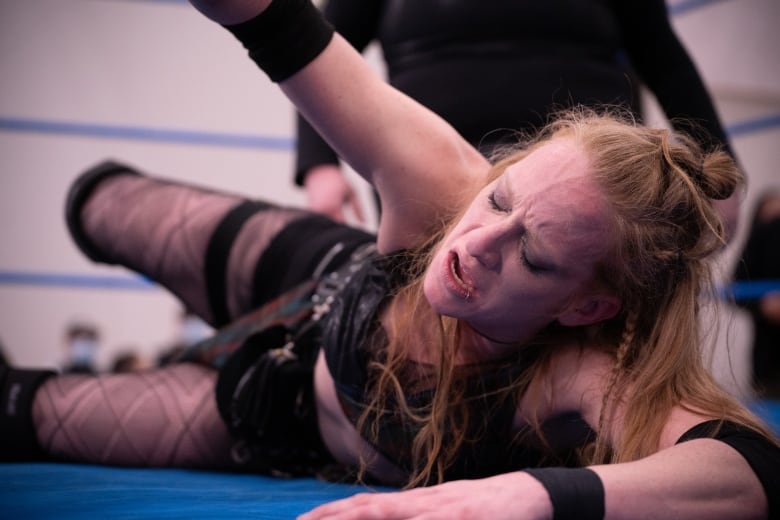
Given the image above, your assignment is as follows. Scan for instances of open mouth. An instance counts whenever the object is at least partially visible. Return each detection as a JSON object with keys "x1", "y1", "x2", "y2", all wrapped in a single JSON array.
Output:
[{"x1": 449, "y1": 252, "x2": 474, "y2": 295}]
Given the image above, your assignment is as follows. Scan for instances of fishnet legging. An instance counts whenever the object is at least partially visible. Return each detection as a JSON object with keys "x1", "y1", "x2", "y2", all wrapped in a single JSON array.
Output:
[
  {"x1": 32, "y1": 363, "x2": 238, "y2": 467},
  {"x1": 33, "y1": 167, "x2": 314, "y2": 466},
  {"x1": 79, "y1": 172, "x2": 309, "y2": 325}
]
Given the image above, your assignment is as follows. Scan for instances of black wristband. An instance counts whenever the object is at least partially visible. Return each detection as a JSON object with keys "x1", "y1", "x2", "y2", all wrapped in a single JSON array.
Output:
[
  {"x1": 223, "y1": 0, "x2": 334, "y2": 82},
  {"x1": 524, "y1": 467, "x2": 605, "y2": 520}
]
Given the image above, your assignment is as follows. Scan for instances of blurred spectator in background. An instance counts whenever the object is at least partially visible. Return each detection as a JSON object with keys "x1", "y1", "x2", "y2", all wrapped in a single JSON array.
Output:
[
  {"x1": 733, "y1": 189, "x2": 780, "y2": 399},
  {"x1": 62, "y1": 322, "x2": 100, "y2": 374},
  {"x1": 295, "y1": 0, "x2": 740, "y2": 238}
]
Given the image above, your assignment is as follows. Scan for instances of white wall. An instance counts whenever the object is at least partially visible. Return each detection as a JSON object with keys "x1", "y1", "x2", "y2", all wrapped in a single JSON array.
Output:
[
  {"x1": 0, "y1": 0, "x2": 778, "y2": 394},
  {"x1": 0, "y1": 0, "x2": 309, "y2": 370}
]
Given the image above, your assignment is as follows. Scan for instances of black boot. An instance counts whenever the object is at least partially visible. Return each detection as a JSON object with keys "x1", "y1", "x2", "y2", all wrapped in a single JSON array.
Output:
[
  {"x1": 65, "y1": 160, "x2": 141, "y2": 263},
  {"x1": 0, "y1": 366, "x2": 56, "y2": 461}
]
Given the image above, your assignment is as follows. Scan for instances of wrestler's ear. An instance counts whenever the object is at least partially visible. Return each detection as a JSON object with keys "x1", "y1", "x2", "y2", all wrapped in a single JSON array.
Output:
[{"x1": 558, "y1": 294, "x2": 621, "y2": 327}]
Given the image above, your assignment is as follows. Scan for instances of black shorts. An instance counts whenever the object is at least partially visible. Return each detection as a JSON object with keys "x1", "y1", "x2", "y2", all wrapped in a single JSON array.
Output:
[
  {"x1": 216, "y1": 214, "x2": 375, "y2": 478},
  {"x1": 251, "y1": 214, "x2": 376, "y2": 308}
]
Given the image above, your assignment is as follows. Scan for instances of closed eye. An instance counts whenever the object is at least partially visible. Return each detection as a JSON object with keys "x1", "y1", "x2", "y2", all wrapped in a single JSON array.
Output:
[
  {"x1": 490, "y1": 189, "x2": 552, "y2": 274},
  {"x1": 521, "y1": 237, "x2": 552, "y2": 274},
  {"x1": 488, "y1": 191, "x2": 509, "y2": 213},
  {"x1": 521, "y1": 247, "x2": 544, "y2": 273}
]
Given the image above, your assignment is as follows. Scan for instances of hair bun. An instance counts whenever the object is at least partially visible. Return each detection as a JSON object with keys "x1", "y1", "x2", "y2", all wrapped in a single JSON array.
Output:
[{"x1": 692, "y1": 153, "x2": 739, "y2": 201}]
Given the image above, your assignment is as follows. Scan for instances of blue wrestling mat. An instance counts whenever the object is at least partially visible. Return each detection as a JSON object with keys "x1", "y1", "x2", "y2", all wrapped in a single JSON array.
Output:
[
  {"x1": 2, "y1": 401, "x2": 778, "y2": 519},
  {"x1": 0, "y1": 463, "x2": 380, "y2": 519}
]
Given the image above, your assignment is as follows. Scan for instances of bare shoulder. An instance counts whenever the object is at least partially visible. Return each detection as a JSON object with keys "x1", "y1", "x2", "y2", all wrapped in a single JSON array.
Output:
[{"x1": 657, "y1": 405, "x2": 721, "y2": 450}]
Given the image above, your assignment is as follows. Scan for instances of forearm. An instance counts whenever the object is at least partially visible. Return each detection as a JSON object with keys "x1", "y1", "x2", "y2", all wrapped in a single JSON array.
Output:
[
  {"x1": 298, "y1": 440, "x2": 769, "y2": 520},
  {"x1": 591, "y1": 439, "x2": 767, "y2": 520}
]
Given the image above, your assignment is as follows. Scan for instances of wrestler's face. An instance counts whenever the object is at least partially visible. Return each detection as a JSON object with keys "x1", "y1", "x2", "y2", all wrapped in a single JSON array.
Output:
[{"x1": 423, "y1": 137, "x2": 618, "y2": 345}]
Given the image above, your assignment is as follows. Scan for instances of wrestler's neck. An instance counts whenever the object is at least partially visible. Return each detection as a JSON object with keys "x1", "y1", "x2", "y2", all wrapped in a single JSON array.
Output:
[
  {"x1": 458, "y1": 325, "x2": 533, "y2": 364},
  {"x1": 381, "y1": 295, "x2": 535, "y2": 365},
  {"x1": 380, "y1": 304, "x2": 524, "y2": 365}
]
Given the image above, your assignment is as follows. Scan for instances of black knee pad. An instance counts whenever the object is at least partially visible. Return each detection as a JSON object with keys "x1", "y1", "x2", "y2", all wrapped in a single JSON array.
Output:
[
  {"x1": 251, "y1": 215, "x2": 376, "y2": 310},
  {"x1": 0, "y1": 366, "x2": 56, "y2": 462},
  {"x1": 204, "y1": 200, "x2": 277, "y2": 327}
]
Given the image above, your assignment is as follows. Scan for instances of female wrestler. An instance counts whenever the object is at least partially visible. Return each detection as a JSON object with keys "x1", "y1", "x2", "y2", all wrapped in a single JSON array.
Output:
[{"x1": 1, "y1": 0, "x2": 778, "y2": 518}]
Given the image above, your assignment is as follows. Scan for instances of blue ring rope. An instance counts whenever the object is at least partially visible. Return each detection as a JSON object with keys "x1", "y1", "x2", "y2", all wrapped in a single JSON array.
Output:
[
  {"x1": 0, "y1": 271, "x2": 157, "y2": 291},
  {"x1": 1, "y1": 270, "x2": 777, "y2": 301}
]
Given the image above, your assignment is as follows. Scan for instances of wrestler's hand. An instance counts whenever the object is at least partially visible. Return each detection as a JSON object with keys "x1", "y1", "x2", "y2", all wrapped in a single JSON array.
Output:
[
  {"x1": 304, "y1": 164, "x2": 366, "y2": 224},
  {"x1": 297, "y1": 472, "x2": 553, "y2": 520},
  {"x1": 189, "y1": 0, "x2": 272, "y2": 25}
]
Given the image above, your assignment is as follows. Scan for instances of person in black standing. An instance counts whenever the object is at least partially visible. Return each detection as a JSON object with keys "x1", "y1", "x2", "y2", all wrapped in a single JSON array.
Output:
[
  {"x1": 295, "y1": 0, "x2": 740, "y2": 240},
  {"x1": 734, "y1": 189, "x2": 780, "y2": 398}
]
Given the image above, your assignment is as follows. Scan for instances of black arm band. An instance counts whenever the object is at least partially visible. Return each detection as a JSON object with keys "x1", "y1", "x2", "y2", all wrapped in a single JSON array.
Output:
[
  {"x1": 524, "y1": 467, "x2": 605, "y2": 520},
  {"x1": 222, "y1": 0, "x2": 334, "y2": 82}
]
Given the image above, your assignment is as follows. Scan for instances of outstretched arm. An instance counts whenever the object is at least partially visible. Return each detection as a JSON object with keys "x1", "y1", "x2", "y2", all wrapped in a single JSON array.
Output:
[
  {"x1": 596, "y1": 439, "x2": 767, "y2": 519},
  {"x1": 190, "y1": 0, "x2": 489, "y2": 252},
  {"x1": 301, "y1": 346, "x2": 774, "y2": 520},
  {"x1": 298, "y1": 437, "x2": 768, "y2": 520}
]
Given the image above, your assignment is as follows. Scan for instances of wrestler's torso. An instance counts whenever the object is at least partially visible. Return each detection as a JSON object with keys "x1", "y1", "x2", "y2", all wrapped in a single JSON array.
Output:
[
  {"x1": 314, "y1": 351, "x2": 408, "y2": 484},
  {"x1": 313, "y1": 251, "x2": 606, "y2": 484},
  {"x1": 313, "y1": 316, "x2": 619, "y2": 485}
]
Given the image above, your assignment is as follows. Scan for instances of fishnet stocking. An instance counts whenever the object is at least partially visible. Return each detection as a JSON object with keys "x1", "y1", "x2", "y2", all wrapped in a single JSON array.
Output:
[
  {"x1": 78, "y1": 172, "x2": 306, "y2": 325},
  {"x1": 31, "y1": 364, "x2": 237, "y2": 468}
]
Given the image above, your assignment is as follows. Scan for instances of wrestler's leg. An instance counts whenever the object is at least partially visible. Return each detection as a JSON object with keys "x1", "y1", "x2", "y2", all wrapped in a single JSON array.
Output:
[
  {"x1": 31, "y1": 363, "x2": 237, "y2": 468},
  {"x1": 66, "y1": 161, "x2": 309, "y2": 326}
]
